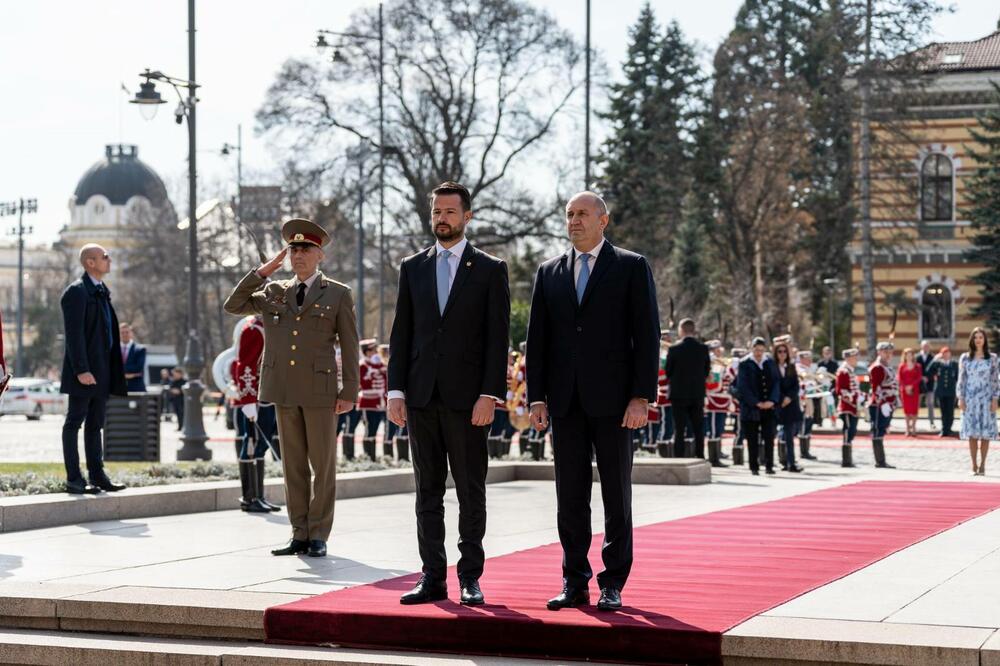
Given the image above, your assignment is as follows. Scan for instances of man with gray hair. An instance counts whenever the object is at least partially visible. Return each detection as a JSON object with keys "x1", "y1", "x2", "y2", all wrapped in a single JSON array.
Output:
[
  {"x1": 59, "y1": 244, "x2": 128, "y2": 494},
  {"x1": 916, "y1": 339, "x2": 936, "y2": 429}
]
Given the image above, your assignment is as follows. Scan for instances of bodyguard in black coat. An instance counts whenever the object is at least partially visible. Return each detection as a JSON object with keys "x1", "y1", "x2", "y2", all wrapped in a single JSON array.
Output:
[
  {"x1": 387, "y1": 182, "x2": 510, "y2": 607},
  {"x1": 526, "y1": 191, "x2": 660, "y2": 612},
  {"x1": 60, "y1": 244, "x2": 127, "y2": 494},
  {"x1": 664, "y1": 320, "x2": 711, "y2": 458}
]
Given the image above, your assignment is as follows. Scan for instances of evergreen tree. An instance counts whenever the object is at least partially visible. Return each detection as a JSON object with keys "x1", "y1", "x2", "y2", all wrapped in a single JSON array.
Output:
[
  {"x1": 597, "y1": 5, "x2": 705, "y2": 257},
  {"x1": 964, "y1": 84, "x2": 1000, "y2": 330}
]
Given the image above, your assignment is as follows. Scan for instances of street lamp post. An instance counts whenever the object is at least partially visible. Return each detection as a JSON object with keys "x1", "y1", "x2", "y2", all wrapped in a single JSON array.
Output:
[
  {"x1": 129, "y1": 0, "x2": 211, "y2": 460},
  {"x1": 353, "y1": 142, "x2": 368, "y2": 337},
  {"x1": 0, "y1": 199, "x2": 37, "y2": 374},
  {"x1": 823, "y1": 277, "x2": 841, "y2": 355},
  {"x1": 316, "y1": 1, "x2": 385, "y2": 340},
  {"x1": 221, "y1": 125, "x2": 243, "y2": 270}
]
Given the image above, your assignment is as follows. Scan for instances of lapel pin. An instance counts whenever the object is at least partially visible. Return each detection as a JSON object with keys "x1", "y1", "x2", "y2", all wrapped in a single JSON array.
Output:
[{"x1": 466, "y1": 261, "x2": 472, "y2": 267}]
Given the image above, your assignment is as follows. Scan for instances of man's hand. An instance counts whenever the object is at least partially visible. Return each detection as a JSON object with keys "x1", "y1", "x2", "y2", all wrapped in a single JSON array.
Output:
[
  {"x1": 335, "y1": 399, "x2": 354, "y2": 415},
  {"x1": 993, "y1": 398, "x2": 998, "y2": 413},
  {"x1": 257, "y1": 249, "x2": 288, "y2": 278},
  {"x1": 77, "y1": 372, "x2": 96, "y2": 386},
  {"x1": 781, "y1": 397, "x2": 791, "y2": 407},
  {"x1": 758, "y1": 401, "x2": 774, "y2": 410},
  {"x1": 471, "y1": 396, "x2": 496, "y2": 427},
  {"x1": 959, "y1": 399, "x2": 966, "y2": 412},
  {"x1": 622, "y1": 398, "x2": 648, "y2": 430},
  {"x1": 387, "y1": 397, "x2": 407, "y2": 427},
  {"x1": 529, "y1": 403, "x2": 549, "y2": 431}
]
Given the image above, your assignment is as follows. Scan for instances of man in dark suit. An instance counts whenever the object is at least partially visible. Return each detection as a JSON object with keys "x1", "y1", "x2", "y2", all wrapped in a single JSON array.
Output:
[
  {"x1": 60, "y1": 244, "x2": 128, "y2": 494},
  {"x1": 527, "y1": 191, "x2": 660, "y2": 612},
  {"x1": 735, "y1": 337, "x2": 781, "y2": 475},
  {"x1": 664, "y1": 318, "x2": 710, "y2": 459},
  {"x1": 387, "y1": 181, "x2": 510, "y2": 607},
  {"x1": 119, "y1": 323, "x2": 147, "y2": 392}
]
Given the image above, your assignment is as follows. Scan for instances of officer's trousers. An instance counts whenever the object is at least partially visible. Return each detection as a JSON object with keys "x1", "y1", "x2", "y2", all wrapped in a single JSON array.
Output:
[{"x1": 275, "y1": 405, "x2": 338, "y2": 542}]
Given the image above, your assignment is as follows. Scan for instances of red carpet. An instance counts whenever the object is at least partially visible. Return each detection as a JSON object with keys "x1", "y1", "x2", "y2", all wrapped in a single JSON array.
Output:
[{"x1": 264, "y1": 481, "x2": 1000, "y2": 664}]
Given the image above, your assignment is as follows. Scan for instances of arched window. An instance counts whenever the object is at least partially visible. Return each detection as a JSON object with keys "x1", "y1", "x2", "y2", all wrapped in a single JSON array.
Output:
[
  {"x1": 921, "y1": 154, "x2": 953, "y2": 222},
  {"x1": 920, "y1": 283, "x2": 952, "y2": 339}
]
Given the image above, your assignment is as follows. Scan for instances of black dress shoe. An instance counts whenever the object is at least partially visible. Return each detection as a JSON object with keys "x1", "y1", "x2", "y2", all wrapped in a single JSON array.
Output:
[
  {"x1": 459, "y1": 577, "x2": 484, "y2": 606},
  {"x1": 546, "y1": 584, "x2": 590, "y2": 610},
  {"x1": 92, "y1": 477, "x2": 126, "y2": 492},
  {"x1": 271, "y1": 539, "x2": 309, "y2": 556},
  {"x1": 307, "y1": 540, "x2": 327, "y2": 557},
  {"x1": 597, "y1": 586, "x2": 622, "y2": 611},
  {"x1": 751, "y1": 470, "x2": 760, "y2": 476},
  {"x1": 400, "y1": 575, "x2": 448, "y2": 605},
  {"x1": 788, "y1": 465, "x2": 803, "y2": 473},
  {"x1": 66, "y1": 480, "x2": 100, "y2": 495},
  {"x1": 765, "y1": 468, "x2": 776, "y2": 475}
]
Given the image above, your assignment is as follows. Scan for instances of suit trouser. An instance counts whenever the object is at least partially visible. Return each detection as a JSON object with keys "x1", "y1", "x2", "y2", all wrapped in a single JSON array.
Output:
[
  {"x1": 407, "y1": 393, "x2": 488, "y2": 581},
  {"x1": 275, "y1": 405, "x2": 337, "y2": 542},
  {"x1": 924, "y1": 391, "x2": 936, "y2": 424},
  {"x1": 939, "y1": 396, "x2": 956, "y2": 434},
  {"x1": 551, "y1": 392, "x2": 633, "y2": 590},
  {"x1": 671, "y1": 398, "x2": 705, "y2": 457},
  {"x1": 62, "y1": 394, "x2": 108, "y2": 483},
  {"x1": 742, "y1": 413, "x2": 775, "y2": 473}
]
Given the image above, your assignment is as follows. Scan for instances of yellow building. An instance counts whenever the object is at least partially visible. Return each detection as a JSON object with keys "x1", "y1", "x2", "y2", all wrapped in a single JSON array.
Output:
[{"x1": 851, "y1": 31, "x2": 1000, "y2": 352}]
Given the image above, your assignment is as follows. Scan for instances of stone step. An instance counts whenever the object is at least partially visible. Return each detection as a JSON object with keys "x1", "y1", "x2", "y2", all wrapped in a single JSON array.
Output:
[{"x1": 0, "y1": 628, "x2": 607, "y2": 665}]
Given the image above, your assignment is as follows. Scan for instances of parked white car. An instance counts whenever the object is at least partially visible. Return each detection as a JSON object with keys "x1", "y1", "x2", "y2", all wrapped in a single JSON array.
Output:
[{"x1": 0, "y1": 379, "x2": 67, "y2": 420}]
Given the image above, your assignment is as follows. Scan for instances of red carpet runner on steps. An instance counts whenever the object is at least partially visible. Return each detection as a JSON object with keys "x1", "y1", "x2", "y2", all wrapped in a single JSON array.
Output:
[{"x1": 265, "y1": 481, "x2": 1000, "y2": 665}]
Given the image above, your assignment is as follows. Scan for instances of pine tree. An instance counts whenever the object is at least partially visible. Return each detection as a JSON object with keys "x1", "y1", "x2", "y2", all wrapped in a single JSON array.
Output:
[
  {"x1": 597, "y1": 5, "x2": 705, "y2": 257},
  {"x1": 964, "y1": 83, "x2": 1000, "y2": 329}
]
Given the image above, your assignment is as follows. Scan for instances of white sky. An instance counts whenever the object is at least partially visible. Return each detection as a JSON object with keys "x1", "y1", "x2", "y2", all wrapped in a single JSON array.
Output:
[{"x1": 1, "y1": 0, "x2": 997, "y2": 244}]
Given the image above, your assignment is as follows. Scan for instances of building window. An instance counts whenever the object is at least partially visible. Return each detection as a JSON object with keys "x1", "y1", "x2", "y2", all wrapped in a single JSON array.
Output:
[
  {"x1": 920, "y1": 283, "x2": 952, "y2": 339},
  {"x1": 921, "y1": 154, "x2": 953, "y2": 222}
]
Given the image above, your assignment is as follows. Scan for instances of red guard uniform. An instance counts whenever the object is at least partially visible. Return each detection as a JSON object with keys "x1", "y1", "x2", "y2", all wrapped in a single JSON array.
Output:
[
  {"x1": 869, "y1": 361, "x2": 900, "y2": 413},
  {"x1": 358, "y1": 356, "x2": 387, "y2": 411},
  {"x1": 231, "y1": 316, "x2": 264, "y2": 408},
  {"x1": 834, "y1": 364, "x2": 863, "y2": 417}
]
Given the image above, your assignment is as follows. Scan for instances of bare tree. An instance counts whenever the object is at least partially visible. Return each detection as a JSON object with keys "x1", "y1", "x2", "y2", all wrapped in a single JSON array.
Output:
[{"x1": 256, "y1": 0, "x2": 583, "y2": 251}]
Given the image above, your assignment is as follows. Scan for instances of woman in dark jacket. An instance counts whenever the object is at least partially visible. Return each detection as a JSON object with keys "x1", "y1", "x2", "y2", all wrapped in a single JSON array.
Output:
[
  {"x1": 774, "y1": 341, "x2": 804, "y2": 473},
  {"x1": 736, "y1": 337, "x2": 782, "y2": 475}
]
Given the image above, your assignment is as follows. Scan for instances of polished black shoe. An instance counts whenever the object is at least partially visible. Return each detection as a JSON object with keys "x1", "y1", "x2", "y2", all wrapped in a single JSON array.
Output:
[
  {"x1": 92, "y1": 477, "x2": 126, "y2": 492},
  {"x1": 271, "y1": 539, "x2": 309, "y2": 556},
  {"x1": 66, "y1": 480, "x2": 100, "y2": 495},
  {"x1": 787, "y1": 465, "x2": 803, "y2": 473},
  {"x1": 400, "y1": 575, "x2": 448, "y2": 605},
  {"x1": 459, "y1": 577, "x2": 485, "y2": 606},
  {"x1": 307, "y1": 540, "x2": 327, "y2": 557},
  {"x1": 765, "y1": 468, "x2": 777, "y2": 475},
  {"x1": 751, "y1": 470, "x2": 760, "y2": 476},
  {"x1": 597, "y1": 586, "x2": 622, "y2": 611},
  {"x1": 546, "y1": 584, "x2": 590, "y2": 610}
]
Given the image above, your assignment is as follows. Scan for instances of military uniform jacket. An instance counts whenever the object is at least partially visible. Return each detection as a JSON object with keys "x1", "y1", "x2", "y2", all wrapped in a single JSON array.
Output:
[
  {"x1": 224, "y1": 270, "x2": 360, "y2": 408},
  {"x1": 869, "y1": 361, "x2": 900, "y2": 410},
  {"x1": 231, "y1": 316, "x2": 264, "y2": 408},
  {"x1": 834, "y1": 364, "x2": 863, "y2": 416}
]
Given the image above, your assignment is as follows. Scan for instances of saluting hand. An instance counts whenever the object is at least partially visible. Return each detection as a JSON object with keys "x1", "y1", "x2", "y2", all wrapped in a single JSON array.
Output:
[{"x1": 257, "y1": 249, "x2": 287, "y2": 278}]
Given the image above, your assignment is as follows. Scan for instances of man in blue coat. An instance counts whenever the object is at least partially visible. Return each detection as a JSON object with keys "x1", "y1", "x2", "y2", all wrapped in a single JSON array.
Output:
[
  {"x1": 60, "y1": 244, "x2": 128, "y2": 494},
  {"x1": 119, "y1": 323, "x2": 147, "y2": 392},
  {"x1": 735, "y1": 337, "x2": 781, "y2": 476}
]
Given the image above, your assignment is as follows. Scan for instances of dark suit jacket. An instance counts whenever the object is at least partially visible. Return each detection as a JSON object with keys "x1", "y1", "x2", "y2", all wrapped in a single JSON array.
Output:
[
  {"x1": 60, "y1": 273, "x2": 127, "y2": 398},
  {"x1": 916, "y1": 351, "x2": 935, "y2": 391},
  {"x1": 388, "y1": 242, "x2": 510, "y2": 410},
  {"x1": 526, "y1": 240, "x2": 660, "y2": 419},
  {"x1": 776, "y1": 366, "x2": 803, "y2": 425},
  {"x1": 664, "y1": 337, "x2": 710, "y2": 401},
  {"x1": 123, "y1": 343, "x2": 147, "y2": 392},
  {"x1": 735, "y1": 355, "x2": 781, "y2": 421}
]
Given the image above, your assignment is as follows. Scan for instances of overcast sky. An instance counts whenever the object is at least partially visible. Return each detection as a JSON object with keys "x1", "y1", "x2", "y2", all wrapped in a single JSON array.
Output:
[{"x1": 2, "y1": 1, "x2": 997, "y2": 244}]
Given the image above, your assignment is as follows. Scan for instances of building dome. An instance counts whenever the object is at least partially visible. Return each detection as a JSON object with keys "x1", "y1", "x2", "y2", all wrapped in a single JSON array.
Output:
[{"x1": 73, "y1": 144, "x2": 169, "y2": 207}]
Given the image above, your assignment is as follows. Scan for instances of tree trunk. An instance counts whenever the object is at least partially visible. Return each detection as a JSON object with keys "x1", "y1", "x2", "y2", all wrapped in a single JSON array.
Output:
[{"x1": 859, "y1": 0, "x2": 877, "y2": 359}]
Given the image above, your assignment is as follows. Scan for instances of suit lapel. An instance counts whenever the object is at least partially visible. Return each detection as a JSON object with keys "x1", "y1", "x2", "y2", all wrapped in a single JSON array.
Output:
[
  {"x1": 420, "y1": 246, "x2": 440, "y2": 321},
  {"x1": 579, "y1": 240, "x2": 615, "y2": 308},
  {"x1": 442, "y1": 243, "x2": 475, "y2": 319},
  {"x1": 559, "y1": 251, "x2": 576, "y2": 308}
]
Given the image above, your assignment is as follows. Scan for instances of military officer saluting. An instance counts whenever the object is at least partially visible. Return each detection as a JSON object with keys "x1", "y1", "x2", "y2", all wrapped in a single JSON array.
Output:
[{"x1": 224, "y1": 219, "x2": 359, "y2": 558}]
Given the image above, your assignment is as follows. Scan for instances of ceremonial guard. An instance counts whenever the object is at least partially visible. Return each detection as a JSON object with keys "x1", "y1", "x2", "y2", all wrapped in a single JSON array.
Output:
[
  {"x1": 794, "y1": 350, "x2": 821, "y2": 460},
  {"x1": 224, "y1": 218, "x2": 359, "y2": 559},
  {"x1": 704, "y1": 340, "x2": 733, "y2": 467},
  {"x1": 868, "y1": 341, "x2": 898, "y2": 469},
  {"x1": 728, "y1": 347, "x2": 746, "y2": 465},
  {"x1": 654, "y1": 336, "x2": 673, "y2": 457},
  {"x1": 488, "y1": 349, "x2": 520, "y2": 458},
  {"x1": 230, "y1": 314, "x2": 280, "y2": 513},
  {"x1": 380, "y1": 344, "x2": 409, "y2": 460},
  {"x1": 834, "y1": 348, "x2": 863, "y2": 467},
  {"x1": 358, "y1": 339, "x2": 388, "y2": 460}
]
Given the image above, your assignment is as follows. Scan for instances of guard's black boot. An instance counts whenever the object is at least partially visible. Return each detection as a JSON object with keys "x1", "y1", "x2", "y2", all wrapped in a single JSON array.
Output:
[
  {"x1": 242, "y1": 461, "x2": 270, "y2": 513},
  {"x1": 363, "y1": 436, "x2": 377, "y2": 461},
  {"x1": 873, "y1": 438, "x2": 895, "y2": 469},
  {"x1": 732, "y1": 443, "x2": 745, "y2": 466},
  {"x1": 238, "y1": 461, "x2": 252, "y2": 511},
  {"x1": 800, "y1": 435, "x2": 817, "y2": 460},
  {"x1": 395, "y1": 436, "x2": 410, "y2": 461},
  {"x1": 342, "y1": 433, "x2": 355, "y2": 460},
  {"x1": 841, "y1": 444, "x2": 855, "y2": 468},
  {"x1": 708, "y1": 439, "x2": 728, "y2": 467}
]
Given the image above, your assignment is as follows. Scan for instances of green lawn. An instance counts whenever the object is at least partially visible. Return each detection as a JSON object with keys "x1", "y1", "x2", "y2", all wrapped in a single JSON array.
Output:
[{"x1": 0, "y1": 462, "x2": 204, "y2": 476}]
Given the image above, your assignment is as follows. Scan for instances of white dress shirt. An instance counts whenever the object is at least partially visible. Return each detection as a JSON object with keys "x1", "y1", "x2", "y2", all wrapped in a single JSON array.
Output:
[
  {"x1": 572, "y1": 237, "x2": 605, "y2": 284},
  {"x1": 388, "y1": 237, "x2": 496, "y2": 404}
]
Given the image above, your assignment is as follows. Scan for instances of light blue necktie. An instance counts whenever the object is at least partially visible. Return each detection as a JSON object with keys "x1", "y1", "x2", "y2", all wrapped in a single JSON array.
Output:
[
  {"x1": 576, "y1": 252, "x2": 591, "y2": 303},
  {"x1": 437, "y1": 249, "x2": 452, "y2": 314}
]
